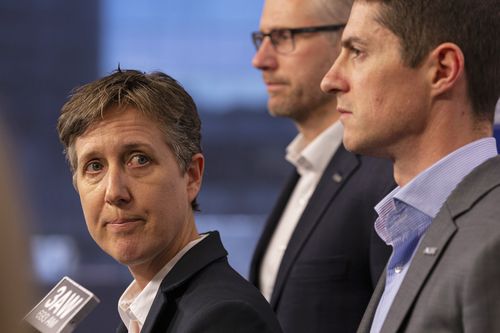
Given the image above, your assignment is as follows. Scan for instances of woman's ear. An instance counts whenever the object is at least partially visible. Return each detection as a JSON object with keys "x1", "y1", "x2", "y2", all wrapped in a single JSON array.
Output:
[{"x1": 186, "y1": 153, "x2": 204, "y2": 202}]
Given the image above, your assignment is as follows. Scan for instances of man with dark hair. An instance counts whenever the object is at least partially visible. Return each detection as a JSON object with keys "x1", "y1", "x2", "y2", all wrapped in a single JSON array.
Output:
[
  {"x1": 321, "y1": 0, "x2": 500, "y2": 332},
  {"x1": 57, "y1": 70, "x2": 282, "y2": 333},
  {"x1": 250, "y1": 0, "x2": 394, "y2": 332}
]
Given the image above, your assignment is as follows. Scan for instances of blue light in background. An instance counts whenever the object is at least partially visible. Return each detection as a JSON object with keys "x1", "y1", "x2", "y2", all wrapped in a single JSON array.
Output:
[{"x1": 99, "y1": 0, "x2": 267, "y2": 112}]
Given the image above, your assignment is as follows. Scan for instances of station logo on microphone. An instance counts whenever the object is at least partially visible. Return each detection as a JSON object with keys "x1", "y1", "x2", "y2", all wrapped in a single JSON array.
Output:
[{"x1": 24, "y1": 276, "x2": 100, "y2": 333}]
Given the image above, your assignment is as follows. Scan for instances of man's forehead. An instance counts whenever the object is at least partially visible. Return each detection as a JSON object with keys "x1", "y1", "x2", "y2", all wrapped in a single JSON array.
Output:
[
  {"x1": 341, "y1": 1, "x2": 390, "y2": 44},
  {"x1": 260, "y1": 0, "x2": 324, "y2": 29}
]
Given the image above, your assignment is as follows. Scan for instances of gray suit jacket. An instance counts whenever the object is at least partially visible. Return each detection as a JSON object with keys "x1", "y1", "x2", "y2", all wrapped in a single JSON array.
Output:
[{"x1": 357, "y1": 155, "x2": 500, "y2": 333}]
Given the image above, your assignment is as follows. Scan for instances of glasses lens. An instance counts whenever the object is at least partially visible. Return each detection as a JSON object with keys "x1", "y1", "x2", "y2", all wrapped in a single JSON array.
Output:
[
  {"x1": 251, "y1": 32, "x2": 264, "y2": 51},
  {"x1": 270, "y1": 29, "x2": 294, "y2": 54}
]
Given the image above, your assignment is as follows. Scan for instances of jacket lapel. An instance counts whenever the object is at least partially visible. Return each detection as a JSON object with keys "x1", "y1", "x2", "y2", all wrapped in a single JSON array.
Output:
[
  {"x1": 140, "y1": 232, "x2": 228, "y2": 333},
  {"x1": 380, "y1": 156, "x2": 500, "y2": 332},
  {"x1": 270, "y1": 146, "x2": 360, "y2": 307},
  {"x1": 249, "y1": 169, "x2": 299, "y2": 286},
  {"x1": 116, "y1": 322, "x2": 127, "y2": 333},
  {"x1": 380, "y1": 206, "x2": 457, "y2": 332},
  {"x1": 140, "y1": 292, "x2": 169, "y2": 333},
  {"x1": 357, "y1": 270, "x2": 387, "y2": 333}
]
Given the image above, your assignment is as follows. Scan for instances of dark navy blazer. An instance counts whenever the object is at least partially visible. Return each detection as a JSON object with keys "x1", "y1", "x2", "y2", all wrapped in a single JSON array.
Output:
[
  {"x1": 117, "y1": 231, "x2": 282, "y2": 333},
  {"x1": 250, "y1": 145, "x2": 395, "y2": 333}
]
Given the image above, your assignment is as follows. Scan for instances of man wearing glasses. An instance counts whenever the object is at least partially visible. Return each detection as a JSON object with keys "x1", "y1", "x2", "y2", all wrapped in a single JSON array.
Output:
[{"x1": 249, "y1": 0, "x2": 395, "y2": 332}]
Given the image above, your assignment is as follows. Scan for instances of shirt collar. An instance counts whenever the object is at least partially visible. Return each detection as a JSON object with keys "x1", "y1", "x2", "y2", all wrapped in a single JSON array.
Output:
[
  {"x1": 375, "y1": 138, "x2": 497, "y2": 245},
  {"x1": 285, "y1": 121, "x2": 343, "y2": 175},
  {"x1": 394, "y1": 137, "x2": 498, "y2": 217},
  {"x1": 118, "y1": 234, "x2": 207, "y2": 331}
]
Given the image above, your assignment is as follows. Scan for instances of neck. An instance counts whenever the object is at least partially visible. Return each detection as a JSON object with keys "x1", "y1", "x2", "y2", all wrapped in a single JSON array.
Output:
[
  {"x1": 296, "y1": 107, "x2": 340, "y2": 146},
  {"x1": 392, "y1": 112, "x2": 491, "y2": 187},
  {"x1": 130, "y1": 219, "x2": 199, "y2": 290}
]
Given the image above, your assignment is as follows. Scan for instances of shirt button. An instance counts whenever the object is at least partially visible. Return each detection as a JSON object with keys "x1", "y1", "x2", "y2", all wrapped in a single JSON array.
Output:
[{"x1": 394, "y1": 266, "x2": 403, "y2": 274}]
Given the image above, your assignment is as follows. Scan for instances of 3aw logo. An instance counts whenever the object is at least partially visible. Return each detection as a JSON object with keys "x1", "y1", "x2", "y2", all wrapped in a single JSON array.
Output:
[
  {"x1": 44, "y1": 285, "x2": 84, "y2": 320},
  {"x1": 24, "y1": 277, "x2": 99, "y2": 333}
]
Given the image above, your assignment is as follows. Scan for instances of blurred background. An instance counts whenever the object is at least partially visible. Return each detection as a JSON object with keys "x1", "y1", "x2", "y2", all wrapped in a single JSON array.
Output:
[
  {"x1": 0, "y1": 0, "x2": 296, "y2": 331},
  {"x1": 0, "y1": 1, "x2": 499, "y2": 332}
]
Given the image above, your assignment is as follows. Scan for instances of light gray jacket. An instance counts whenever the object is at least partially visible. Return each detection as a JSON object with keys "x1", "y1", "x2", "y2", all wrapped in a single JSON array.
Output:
[{"x1": 357, "y1": 155, "x2": 500, "y2": 333}]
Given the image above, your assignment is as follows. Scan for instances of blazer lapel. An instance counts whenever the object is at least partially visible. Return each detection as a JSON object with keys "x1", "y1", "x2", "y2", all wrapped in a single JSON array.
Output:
[
  {"x1": 380, "y1": 206, "x2": 457, "y2": 332},
  {"x1": 270, "y1": 146, "x2": 360, "y2": 307},
  {"x1": 249, "y1": 169, "x2": 299, "y2": 286},
  {"x1": 116, "y1": 323, "x2": 127, "y2": 333},
  {"x1": 141, "y1": 232, "x2": 228, "y2": 333},
  {"x1": 140, "y1": 292, "x2": 169, "y2": 333},
  {"x1": 380, "y1": 156, "x2": 500, "y2": 332},
  {"x1": 357, "y1": 270, "x2": 387, "y2": 333}
]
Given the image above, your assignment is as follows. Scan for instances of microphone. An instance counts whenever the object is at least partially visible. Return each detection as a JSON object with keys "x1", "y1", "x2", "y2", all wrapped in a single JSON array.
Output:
[{"x1": 23, "y1": 276, "x2": 100, "y2": 333}]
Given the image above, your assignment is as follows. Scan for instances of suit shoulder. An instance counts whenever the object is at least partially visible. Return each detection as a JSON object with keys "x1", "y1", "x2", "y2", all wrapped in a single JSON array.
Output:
[
  {"x1": 447, "y1": 156, "x2": 500, "y2": 221},
  {"x1": 457, "y1": 185, "x2": 500, "y2": 226},
  {"x1": 186, "y1": 299, "x2": 283, "y2": 333},
  {"x1": 187, "y1": 258, "x2": 267, "y2": 303},
  {"x1": 176, "y1": 258, "x2": 281, "y2": 331}
]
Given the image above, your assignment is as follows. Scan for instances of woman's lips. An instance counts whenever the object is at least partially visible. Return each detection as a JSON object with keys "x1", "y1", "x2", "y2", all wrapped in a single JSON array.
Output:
[{"x1": 105, "y1": 217, "x2": 144, "y2": 232}]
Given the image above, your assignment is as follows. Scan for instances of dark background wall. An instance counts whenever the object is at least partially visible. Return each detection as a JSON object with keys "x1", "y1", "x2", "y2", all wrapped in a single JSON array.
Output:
[
  {"x1": 0, "y1": 1, "x2": 296, "y2": 332},
  {"x1": 1, "y1": 1, "x2": 499, "y2": 332}
]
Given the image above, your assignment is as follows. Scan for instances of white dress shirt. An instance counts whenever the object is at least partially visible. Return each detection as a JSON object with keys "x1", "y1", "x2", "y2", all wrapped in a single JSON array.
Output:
[
  {"x1": 118, "y1": 234, "x2": 207, "y2": 332},
  {"x1": 259, "y1": 121, "x2": 343, "y2": 301}
]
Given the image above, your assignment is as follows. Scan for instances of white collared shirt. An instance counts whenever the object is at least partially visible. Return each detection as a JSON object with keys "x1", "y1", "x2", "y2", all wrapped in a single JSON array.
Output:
[
  {"x1": 118, "y1": 234, "x2": 207, "y2": 332},
  {"x1": 259, "y1": 121, "x2": 344, "y2": 301}
]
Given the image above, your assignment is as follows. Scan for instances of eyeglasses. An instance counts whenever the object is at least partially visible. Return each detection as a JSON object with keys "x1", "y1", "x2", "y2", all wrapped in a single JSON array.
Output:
[{"x1": 251, "y1": 24, "x2": 346, "y2": 54}]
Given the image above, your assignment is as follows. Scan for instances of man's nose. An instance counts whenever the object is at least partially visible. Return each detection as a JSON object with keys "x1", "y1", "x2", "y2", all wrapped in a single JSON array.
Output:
[
  {"x1": 321, "y1": 54, "x2": 349, "y2": 95},
  {"x1": 252, "y1": 38, "x2": 278, "y2": 71}
]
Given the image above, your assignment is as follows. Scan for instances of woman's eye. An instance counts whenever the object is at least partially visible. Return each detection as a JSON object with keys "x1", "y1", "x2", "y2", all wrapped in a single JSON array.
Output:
[
  {"x1": 85, "y1": 161, "x2": 103, "y2": 173},
  {"x1": 129, "y1": 154, "x2": 151, "y2": 167}
]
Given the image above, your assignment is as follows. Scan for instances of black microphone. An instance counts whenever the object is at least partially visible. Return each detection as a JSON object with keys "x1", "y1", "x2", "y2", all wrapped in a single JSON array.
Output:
[{"x1": 23, "y1": 276, "x2": 100, "y2": 333}]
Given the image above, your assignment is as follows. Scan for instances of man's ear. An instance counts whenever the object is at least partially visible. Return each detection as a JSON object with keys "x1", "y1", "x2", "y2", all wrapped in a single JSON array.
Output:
[
  {"x1": 427, "y1": 42, "x2": 465, "y2": 97},
  {"x1": 186, "y1": 153, "x2": 204, "y2": 202}
]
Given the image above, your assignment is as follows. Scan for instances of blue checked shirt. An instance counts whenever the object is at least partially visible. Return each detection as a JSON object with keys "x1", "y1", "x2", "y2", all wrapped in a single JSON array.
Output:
[{"x1": 370, "y1": 138, "x2": 498, "y2": 333}]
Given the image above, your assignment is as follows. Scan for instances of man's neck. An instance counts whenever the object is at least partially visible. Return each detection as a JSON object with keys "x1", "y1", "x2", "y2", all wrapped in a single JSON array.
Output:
[
  {"x1": 296, "y1": 108, "x2": 340, "y2": 146},
  {"x1": 392, "y1": 128, "x2": 491, "y2": 187},
  {"x1": 389, "y1": 100, "x2": 493, "y2": 186}
]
